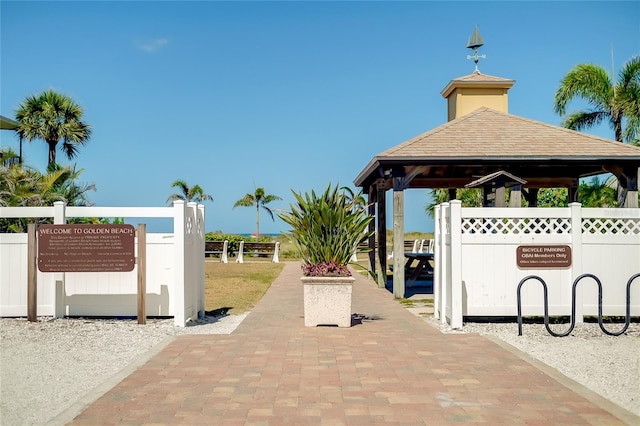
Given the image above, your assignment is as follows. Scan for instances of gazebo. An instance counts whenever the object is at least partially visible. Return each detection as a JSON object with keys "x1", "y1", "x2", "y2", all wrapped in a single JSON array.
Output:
[
  {"x1": 353, "y1": 71, "x2": 640, "y2": 295},
  {"x1": 0, "y1": 115, "x2": 19, "y2": 164},
  {"x1": 0, "y1": 115, "x2": 18, "y2": 130}
]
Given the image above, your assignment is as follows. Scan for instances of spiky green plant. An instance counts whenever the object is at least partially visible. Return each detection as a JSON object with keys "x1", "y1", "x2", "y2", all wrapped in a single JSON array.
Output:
[{"x1": 278, "y1": 184, "x2": 373, "y2": 276}]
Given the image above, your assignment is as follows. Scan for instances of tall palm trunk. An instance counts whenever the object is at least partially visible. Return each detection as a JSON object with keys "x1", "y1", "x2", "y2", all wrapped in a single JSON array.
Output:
[
  {"x1": 47, "y1": 140, "x2": 57, "y2": 166},
  {"x1": 255, "y1": 204, "x2": 260, "y2": 239}
]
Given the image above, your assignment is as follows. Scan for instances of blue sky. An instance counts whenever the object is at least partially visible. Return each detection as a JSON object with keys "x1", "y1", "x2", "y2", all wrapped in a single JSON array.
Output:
[{"x1": 1, "y1": 1, "x2": 639, "y2": 234}]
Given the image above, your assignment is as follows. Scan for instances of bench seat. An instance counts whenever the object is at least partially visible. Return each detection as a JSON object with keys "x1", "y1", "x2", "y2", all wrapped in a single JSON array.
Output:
[
  {"x1": 204, "y1": 240, "x2": 229, "y2": 263},
  {"x1": 236, "y1": 241, "x2": 280, "y2": 263}
]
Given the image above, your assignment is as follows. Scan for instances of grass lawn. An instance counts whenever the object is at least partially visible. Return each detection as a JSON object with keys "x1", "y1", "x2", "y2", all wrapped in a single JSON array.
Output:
[
  {"x1": 202, "y1": 230, "x2": 433, "y2": 316},
  {"x1": 204, "y1": 261, "x2": 285, "y2": 315}
]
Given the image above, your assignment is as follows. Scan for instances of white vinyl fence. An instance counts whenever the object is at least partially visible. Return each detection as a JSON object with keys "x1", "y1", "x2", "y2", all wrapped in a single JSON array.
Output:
[
  {"x1": 0, "y1": 201, "x2": 205, "y2": 326},
  {"x1": 435, "y1": 201, "x2": 640, "y2": 329}
]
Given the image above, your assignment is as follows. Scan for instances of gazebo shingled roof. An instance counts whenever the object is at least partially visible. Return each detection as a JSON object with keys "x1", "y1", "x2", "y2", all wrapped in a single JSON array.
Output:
[
  {"x1": 0, "y1": 115, "x2": 18, "y2": 130},
  {"x1": 354, "y1": 107, "x2": 640, "y2": 190}
]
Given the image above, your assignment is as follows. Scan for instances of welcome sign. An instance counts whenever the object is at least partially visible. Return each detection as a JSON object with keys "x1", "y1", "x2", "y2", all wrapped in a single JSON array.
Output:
[{"x1": 38, "y1": 224, "x2": 135, "y2": 272}]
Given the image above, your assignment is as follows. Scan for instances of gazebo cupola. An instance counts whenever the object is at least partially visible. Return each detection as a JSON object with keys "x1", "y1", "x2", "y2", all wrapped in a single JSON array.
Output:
[{"x1": 440, "y1": 26, "x2": 515, "y2": 121}]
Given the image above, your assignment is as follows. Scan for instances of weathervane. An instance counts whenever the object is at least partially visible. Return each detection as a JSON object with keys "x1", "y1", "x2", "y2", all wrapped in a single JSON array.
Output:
[{"x1": 466, "y1": 25, "x2": 486, "y2": 73}]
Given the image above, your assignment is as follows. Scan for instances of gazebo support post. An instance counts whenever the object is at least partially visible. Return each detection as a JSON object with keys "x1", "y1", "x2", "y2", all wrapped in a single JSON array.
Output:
[
  {"x1": 624, "y1": 168, "x2": 638, "y2": 208},
  {"x1": 495, "y1": 185, "x2": 506, "y2": 207},
  {"x1": 528, "y1": 188, "x2": 539, "y2": 207},
  {"x1": 483, "y1": 186, "x2": 491, "y2": 206},
  {"x1": 376, "y1": 186, "x2": 387, "y2": 288},
  {"x1": 392, "y1": 170, "x2": 406, "y2": 299},
  {"x1": 569, "y1": 183, "x2": 579, "y2": 203},
  {"x1": 606, "y1": 166, "x2": 639, "y2": 208},
  {"x1": 509, "y1": 185, "x2": 522, "y2": 207}
]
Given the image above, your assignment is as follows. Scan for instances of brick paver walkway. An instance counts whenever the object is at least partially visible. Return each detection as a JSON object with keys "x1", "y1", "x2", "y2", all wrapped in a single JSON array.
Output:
[{"x1": 68, "y1": 262, "x2": 637, "y2": 425}]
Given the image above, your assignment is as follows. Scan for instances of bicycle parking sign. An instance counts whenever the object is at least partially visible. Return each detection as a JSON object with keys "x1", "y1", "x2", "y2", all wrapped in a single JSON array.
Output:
[{"x1": 516, "y1": 245, "x2": 572, "y2": 268}]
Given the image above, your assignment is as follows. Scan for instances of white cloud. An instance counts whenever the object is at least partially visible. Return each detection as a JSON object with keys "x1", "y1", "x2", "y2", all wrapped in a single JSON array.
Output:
[{"x1": 135, "y1": 38, "x2": 169, "y2": 53}]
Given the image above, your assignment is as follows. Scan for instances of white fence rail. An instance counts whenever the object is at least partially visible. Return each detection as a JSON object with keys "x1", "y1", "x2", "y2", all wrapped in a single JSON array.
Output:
[
  {"x1": 435, "y1": 201, "x2": 640, "y2": 328},
  {"x1": 0, "y1": 201, "x2": 205, "y2": 326}
]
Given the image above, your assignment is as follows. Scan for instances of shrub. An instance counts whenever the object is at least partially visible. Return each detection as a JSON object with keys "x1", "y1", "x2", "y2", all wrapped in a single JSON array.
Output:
[{"x1": 278, "y1": 184, "x2": 373, "y2": 277}]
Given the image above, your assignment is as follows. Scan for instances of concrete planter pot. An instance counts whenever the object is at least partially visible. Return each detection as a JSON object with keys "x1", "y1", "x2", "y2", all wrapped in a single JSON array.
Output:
[{"x1": 301, "y1": 276, "x2": 355, "y2": 327}]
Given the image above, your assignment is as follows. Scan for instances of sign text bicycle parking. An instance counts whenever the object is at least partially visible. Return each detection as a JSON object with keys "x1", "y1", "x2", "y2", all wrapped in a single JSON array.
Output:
[{"x1": 516, "y1": 245, "x2": 572, "y2": 268}]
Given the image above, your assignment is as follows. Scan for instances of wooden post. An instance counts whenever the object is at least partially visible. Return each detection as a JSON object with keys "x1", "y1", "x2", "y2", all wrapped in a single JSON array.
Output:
[
  {"x1": 528, "y1": 188, "x2": 539, "y2": 207},
  {"x1": 568, "y1": 183, "x2": 579, "y2": 203},
  {"x1": 137, "y1": 224, "x2": 146, "y2": 324},
  {"x1": 27, "y1": 223, "x2": 37, "y2": 322},
  {"x1": 376, "y1": 186, "x2": 387, "y2": 288},
  {"x1": 495, "y1": 186, "x2": 506, "y2": 207},
  {"x1": 483, "y1": 186, "x2": 491, "y2": 207},
  {"x1": 392, "y1": 174, "x2": 405, "y2": 299},
  {"x1": 510, "y1": 185, "x2": 522, "y2": 207},
  {"x1": 367, "y1": 185, "x2": 376, "y2": 274},
  {"x1": 624, "y1": 168, "x2": 638, "y2": 208}
]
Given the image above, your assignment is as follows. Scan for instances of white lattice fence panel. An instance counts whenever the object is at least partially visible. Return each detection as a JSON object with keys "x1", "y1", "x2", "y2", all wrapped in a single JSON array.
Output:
[
  {"x1": 461, "y1": 217, "x2": 572, "y2": 235},
  {"x1": 582, "y1": 218, "x2": 640, "y2": 235}
]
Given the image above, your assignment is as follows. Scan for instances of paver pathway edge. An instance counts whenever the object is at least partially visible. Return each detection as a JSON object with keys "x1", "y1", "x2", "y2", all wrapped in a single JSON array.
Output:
[{"x1": 62, "y1": 261, "x2": 639, "y2": 425}]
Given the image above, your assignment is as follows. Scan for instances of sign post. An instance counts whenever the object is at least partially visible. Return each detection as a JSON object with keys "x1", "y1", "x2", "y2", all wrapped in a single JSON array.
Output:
[
  {"x1": 137, "y1": 224, "x2": 146, "y2": 324},
  {"x1": 27, "y1": 224, "x2": 37, "y2": 322}
]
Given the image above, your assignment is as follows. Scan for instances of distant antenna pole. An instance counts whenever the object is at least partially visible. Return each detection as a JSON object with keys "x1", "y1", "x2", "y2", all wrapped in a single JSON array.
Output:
[
  {"x1": 610, "y1": 43, "x2": 615, "y2": 80},
  {"x1": 466, "y1": 25, "x2": 486, "y2": 73}
]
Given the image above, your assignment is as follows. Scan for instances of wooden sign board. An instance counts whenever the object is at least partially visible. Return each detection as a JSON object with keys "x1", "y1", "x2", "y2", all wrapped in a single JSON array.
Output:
[
  {"x1": 38, "y1": 224, "x2": 135, "y2": 272},
  {"x1": 516, "y1": 245, "x2": 572, "y2": 268}
]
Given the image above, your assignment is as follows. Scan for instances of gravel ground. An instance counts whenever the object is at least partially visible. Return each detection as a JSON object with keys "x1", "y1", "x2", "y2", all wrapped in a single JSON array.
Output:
[
  {"x1": 1, "y1": 314, "x2": 638, "y2": 425},
  {"x1": 426, "y1": 317, "x2": 640, "y2": 419},
  {"x1": 0, "y1": 314, "x2": 247, "y2": 426}
]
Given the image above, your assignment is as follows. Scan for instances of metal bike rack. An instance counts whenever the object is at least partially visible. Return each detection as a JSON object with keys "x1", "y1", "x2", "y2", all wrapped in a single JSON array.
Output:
[{"x1": 516, "y1": 273, "x2": 640, "y2": 337}]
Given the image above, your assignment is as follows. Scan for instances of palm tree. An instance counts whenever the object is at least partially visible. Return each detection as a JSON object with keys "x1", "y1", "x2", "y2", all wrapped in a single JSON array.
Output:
[
  {"x1": 0, "y1": 163, "x2": 42, "y2": 207},
  {"x1": 554, "y1": 55, "x2": 640, "y2": 205},
  {"x1": 554, "y1": 56, "x2": 639, "y2": 144},
  {"x1": 45, "y1": 163, "x2": 96, "y2": 207},
  {"x1": 166, "y1": 179, "x2": 213, "y2": 204},
  {"x1": 426, "y1": 188, "x2": 482, "y2": 218},
  {"x1": 579, "y1": 176, "x2": 618, "y2": 207},
  {"x1": 0, "y1": 162, "x2": 96, "y2": 232},
  {"x1": 15, "y1": 89, "x2": 92, "y2": 167},
  {"x1": 233, "y1": 187, "x2": 282, "y2": 239}
]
